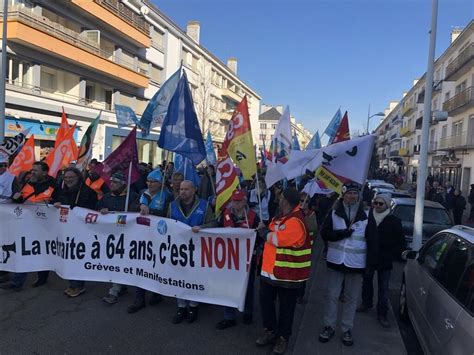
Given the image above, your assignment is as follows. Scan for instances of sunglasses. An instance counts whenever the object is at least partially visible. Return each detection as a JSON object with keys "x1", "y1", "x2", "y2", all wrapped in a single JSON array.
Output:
[{"x1": 373, "y1": 201, "x2": 385, "y2": 206}]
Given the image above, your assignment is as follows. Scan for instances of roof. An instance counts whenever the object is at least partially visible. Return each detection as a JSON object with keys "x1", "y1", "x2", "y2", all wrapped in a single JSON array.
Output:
[
  {"x1": 259, "y1": 108, "x2": 282, "y2": 121},
  {"x1": 446, "y1": 226, "x2": 474, "y2": 244},
  {"x1": 391, "y1": 198, "x2": 445, "y2": 209}
]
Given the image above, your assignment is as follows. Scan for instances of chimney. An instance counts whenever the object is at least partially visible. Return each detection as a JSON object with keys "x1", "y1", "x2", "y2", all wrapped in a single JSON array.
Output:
[
  {"x1": 451, "y1": 27, "x2": 463, "y2": 43},
  {"x1": 227, "y1": 57, "x2": 237, "y2": 74},
  {"x1": 186, "y1": 21, "x2": 200, "y2": 43}
]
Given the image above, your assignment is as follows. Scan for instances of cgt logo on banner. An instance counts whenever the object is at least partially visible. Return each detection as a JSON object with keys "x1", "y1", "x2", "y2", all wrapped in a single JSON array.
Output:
[{"x1": 0, "y1": 205, "x2": 256, "y2": 310}]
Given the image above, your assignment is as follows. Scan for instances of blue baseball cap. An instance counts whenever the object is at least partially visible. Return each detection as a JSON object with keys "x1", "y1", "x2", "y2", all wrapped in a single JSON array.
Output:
[{"x1": 147, "y1": 169, "x2": 163, "y2": 182}]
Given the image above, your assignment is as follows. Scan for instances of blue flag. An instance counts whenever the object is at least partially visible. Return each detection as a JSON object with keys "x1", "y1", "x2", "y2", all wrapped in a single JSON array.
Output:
[
  {"x1": 140, "y1": 66, "x2": 181, "y2": 137},
  {"x1": 323, "y1": 108, "x2": 342, "y2": 144},
  {"x1": 306, "y1": 130, "x2": 322, "y2": 149},
  {"x1": 174, "y1": 153, "x2": 201, "y2": 188},
  {"x1": 205, "y1": 131, "x2": 217, "y2": 166},
  {"x1": 158, "y1": 71, "x2": 206, "y2": 165},
  {"x1": 115, "y1": 104, "x2": 139, "y2": 128}
]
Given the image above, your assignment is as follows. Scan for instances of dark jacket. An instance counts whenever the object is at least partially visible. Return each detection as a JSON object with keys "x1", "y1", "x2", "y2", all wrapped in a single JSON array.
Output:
[
  {"x1": 53, "y1": 183, "x2": 98, "y2": 210},
  {"x1": 445, "y1": 188, "x2": 455, "y2": 210},
  {"x1": 433, "y1": 192, "x2": 447, "y2": 208},
  {"x1": 321, "y1": 200, "x2": 378, "y2": 273},
  {"x1": 468, "y1": 188, "x2": 474, "y2": 204},
  {"x1": 97, "y1": 189, "x2": 139, "y2": 212},
  {"x1": 453, "y1": 194, "x2": 466, "y2": 213},
  {"x1": 374, "y1": 213, "x2": 406, "y2": 270},
  {"x1": 198, "y1": 172, "x2": 215, "y2": 200}
]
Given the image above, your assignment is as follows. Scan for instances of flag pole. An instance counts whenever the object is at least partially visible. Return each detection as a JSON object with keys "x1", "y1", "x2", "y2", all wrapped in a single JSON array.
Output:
[
  {"x1": 254, "y1": 175, "x2": 264, "y2": 221},
  {"x1": 125, "y1": 161, "x2": 132, "y2": 212}
]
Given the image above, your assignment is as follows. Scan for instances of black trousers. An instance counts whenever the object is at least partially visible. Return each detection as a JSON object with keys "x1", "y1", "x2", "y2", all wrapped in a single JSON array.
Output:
[{"x1": 259, "y1": 279, "x2": 299, "y2": 339}]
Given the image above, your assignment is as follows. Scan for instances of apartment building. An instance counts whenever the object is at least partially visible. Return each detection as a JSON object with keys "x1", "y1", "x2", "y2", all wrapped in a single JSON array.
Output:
[
  {"x1": 258, "y1": 105, "x2": 313, "y2": 151},
  {"x1": 0, "y1": 0, "x2": 261, "y2": 165},
  {"x1": 374, "y1": 21, "x2": 473, "y2": 195}
]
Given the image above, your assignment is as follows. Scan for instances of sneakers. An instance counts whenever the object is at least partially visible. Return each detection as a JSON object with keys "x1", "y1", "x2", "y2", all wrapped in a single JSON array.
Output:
[
  {"x1": 215, "y1": 319, "x2": 237, "y2": 330},
  {"x1": 356, "y1": 303, "x2": 373, "y2": 313},
  {"x1": 149, "y1": 294, "x2": 163, "y2": 306},
  {"x1": 64, "y1": 287, "x2": 86, "y2": 298},
  {"x1": 341, "y1": 330, "x2": 354, "y2": 346},
  {"x1": 127, "y1": 300, "x2": 146, "y2": 314},
  {"x1": 318, "y1": 326, "x2": 335, "y2": 343},
  {"x1": 187, "y1": 306, "x2": 199, "y2": 323},
  {"x1": 172, "y1": 307, "x2": 187, "y2": 324},
  {"x1": 102, "y1": 293, "x2": 118, "y2": 305},
  {"x1": 378, "y1": 314, "x2": 390, "y2": 328},
  {"x1": 256, "y1": 329, "x2": 277, "y2": 347},
  {"x1": 273, "y1": 336, "x2": 288, "y2": 354}
]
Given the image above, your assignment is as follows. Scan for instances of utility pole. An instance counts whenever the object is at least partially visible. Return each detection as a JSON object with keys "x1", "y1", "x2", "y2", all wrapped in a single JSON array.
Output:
[{"x1": 413, "y1": 0, "x2": 438, "y2": 251}]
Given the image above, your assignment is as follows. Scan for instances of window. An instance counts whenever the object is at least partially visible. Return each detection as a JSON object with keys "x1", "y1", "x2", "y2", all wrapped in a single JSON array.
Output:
[
  {"x1": 260, "y1": 123, "x2": 267, "y2": 129},
  {"x1": 455, "y1": 81, "x2": 467, "y2": 95},
  {"x1": 445, "y1": 91, "x2": 451, "y2": 102},
  {"x1": 456, "y1": 262, "x2": 474, "y2": 313},
  {"x1": 150, "y1": 65, "x2": 162, "y2": 84},
  {"x1": 452, "y1": 120, "x2": 463, "y2": 136},
  {"x1": 436, "y1": 237, "x2": 470, "y2": 295},
  {"x1": 418, "y1": 233, "x2": 450, "y2": 274},
  {"x1": 272, "y1": 124, "x2": 277, "y2": 129},
  {"x1": 151, "y1": 27, "x2": 164, "y2": 49},
  {"x1": 259, "y1": 134, "x2": 266, "y2": 141},
  {"x1": 441, "y1": 125, "x2": 447, "y2": 139}
]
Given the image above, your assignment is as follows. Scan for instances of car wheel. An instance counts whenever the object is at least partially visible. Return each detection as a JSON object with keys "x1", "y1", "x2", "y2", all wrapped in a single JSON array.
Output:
[{"x1": 399, "y1": 275, "x2": 409, "y2": 322}]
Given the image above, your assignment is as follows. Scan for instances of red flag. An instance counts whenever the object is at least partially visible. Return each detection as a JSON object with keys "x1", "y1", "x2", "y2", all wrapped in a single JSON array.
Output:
[
  {"x1": 215, "y1": 156, "x2": 240, "y2": 213},
  {"x1": 94, "y1": 127, "x2": 140, "y2": 187},
  {"x1": 9, "y1": 135, "x2": 36, "y2": 176},
  {"x1": 45, "y1": 123, "x2": 77, "y2": 178},
  {"x1": 332, "y1": 111, "x2": 350, "y2": 144}
]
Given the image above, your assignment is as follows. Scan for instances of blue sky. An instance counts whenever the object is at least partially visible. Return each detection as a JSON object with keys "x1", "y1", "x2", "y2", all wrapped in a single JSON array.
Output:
[{"x1": 153, "y1": 0, "x2": 473, "y2": 139}]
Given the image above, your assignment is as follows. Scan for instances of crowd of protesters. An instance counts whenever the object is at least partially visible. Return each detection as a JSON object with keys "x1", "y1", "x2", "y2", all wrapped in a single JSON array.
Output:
[{"x1": 0, "y1": 156, "x2": 411, "y2": 354}]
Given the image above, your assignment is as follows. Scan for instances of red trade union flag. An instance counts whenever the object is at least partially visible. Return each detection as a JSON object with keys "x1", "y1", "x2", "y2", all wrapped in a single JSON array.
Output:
[
  {"x1": 9, "y1": 135, "x2": 36, "y2": 176},
  {"x1": 56, "y1": 107, "x2": 71, "y2": 145},
  {"x1": 45, "y1": 123, "x2": 78, "y2": 178},
  {"x1": 221, "y1": 96, "x2": 257, "y2": 180},
  {"x1": 215, "y1": 156, "x2": 240, "y2": 213},
  {"x1": 332, "y1": 111, "x2": 350, "y2": 144},
  {"x1": 94, "y1": 126, "x2": 140, "y2": 187}
]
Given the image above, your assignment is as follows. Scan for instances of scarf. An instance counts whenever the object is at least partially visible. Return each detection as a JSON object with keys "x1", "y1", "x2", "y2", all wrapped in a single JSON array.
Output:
[{"x1": 373, "y1": 209, "x2": 390, "y2": 226}]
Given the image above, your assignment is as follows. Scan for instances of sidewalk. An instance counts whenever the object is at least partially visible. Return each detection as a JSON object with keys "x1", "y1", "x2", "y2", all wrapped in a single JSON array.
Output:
[{"x1": 292, "y1": 240, "x2": 407, "y2": 355}]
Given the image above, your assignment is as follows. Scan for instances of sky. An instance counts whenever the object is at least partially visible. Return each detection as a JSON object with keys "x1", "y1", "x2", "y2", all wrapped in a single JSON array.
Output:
[{"x1": 152, "y1": 0, "x2": 473, "y2": 140}]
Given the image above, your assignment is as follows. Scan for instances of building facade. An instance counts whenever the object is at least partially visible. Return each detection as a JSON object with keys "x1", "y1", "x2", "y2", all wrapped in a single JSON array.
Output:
[
  {"x1": 0, "y1": 0, "x2": 261, "y2": 165},
  {"x1": 374, "y1": 21, "x2": 473, "y2": 196},
  {"x1": 258, "y1": 105, "x2": 312, "y2": 151}
]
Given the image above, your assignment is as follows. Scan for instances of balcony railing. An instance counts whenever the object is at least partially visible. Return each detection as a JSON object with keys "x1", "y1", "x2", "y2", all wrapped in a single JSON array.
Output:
[
  {"x1": 389, "y1": 150, "x2": 400, "y2": 157},
  {"x1": 445, "y1": 43, "x2": 474, "y2": 80},
  {"x1": 3, "y1": 7, "x2": 147, "y2": 76},
  {"x1": 442, "y1": 87, "x2": 474, "y2": 115},
  {"x1": 390, "y1": 132, "x2": 401, "y2": 141},
  {"x1": 438, "y1": 132, "x2": 474, "y2": 150},
  {"x1": 428, "y1": 141, "x2": 438, "y2": 153},
  {"x1": 400, "y1": 126, "x2": 411, "y2": 137},
  {"x1": 399, "y1": 148, "x2": 409, "y2": 157},
  {"x1": 93, "y1": 0, "x2": 150, "y2": 35},
  {"x1": 402, "y1": 98, "x2": 416, "y2": 116}
]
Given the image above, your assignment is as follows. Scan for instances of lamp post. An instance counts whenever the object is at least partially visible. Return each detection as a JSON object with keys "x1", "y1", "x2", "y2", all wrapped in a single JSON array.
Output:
[
  {"x1": 366, "y1": 104, "x2": 385, "y2": 134},
  {"x1": 0, "y1": 0, "x2": 8, "y2": 142}
]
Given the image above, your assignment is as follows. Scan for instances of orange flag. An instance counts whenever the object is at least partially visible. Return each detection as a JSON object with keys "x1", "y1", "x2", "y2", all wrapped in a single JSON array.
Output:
[
  {"x1": 45, "y1": 123, "x2": 77, "y2": 178},
  {"x1": 56, "y1": 107, "x2": 70, "y2": 144},
  {"x1": 9, "y1": 135, "x2": 36, "y2": 176},
  {"x1": 332, "y1": 111, "x2": 350, "y2": 144}
]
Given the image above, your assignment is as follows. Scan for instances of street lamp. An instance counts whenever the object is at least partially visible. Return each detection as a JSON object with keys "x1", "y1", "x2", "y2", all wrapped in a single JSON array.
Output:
[{"x1": 366, "y1": 104, "x2": 385, "y2": 134}]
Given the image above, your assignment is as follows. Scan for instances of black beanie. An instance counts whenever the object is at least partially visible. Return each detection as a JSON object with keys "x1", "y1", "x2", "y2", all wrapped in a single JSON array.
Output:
[{"x1": 282, "y1": 187, "x2": 300, "y2": 207}]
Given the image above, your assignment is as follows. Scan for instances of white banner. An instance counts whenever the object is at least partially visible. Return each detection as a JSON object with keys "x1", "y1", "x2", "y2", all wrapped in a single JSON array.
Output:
[{"x1": 0, "y1": 204, "x2": 256, "y2": 310}]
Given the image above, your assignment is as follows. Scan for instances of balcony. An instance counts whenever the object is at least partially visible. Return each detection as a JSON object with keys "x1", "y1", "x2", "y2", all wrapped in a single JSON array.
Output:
[
  {"x1": 390, "y1": 132, "x2": 401, "y2": 141},
  {"x1": 445, "y1": 43, "x2": 474, "y2": 81},
  {"x1": 391, "y1": 114, "x2": 402, "y2": 124},
  {"x1": 438, "y1": 132, "x2": 474, "y2": 150},
  {"x1": 442, "y1": 87, "x2": 474, "y2": 116},
  {"x1": 402, "y1": 98, "x2": 416, "y2": 116},
  {"x1": 389, "y1": 150, "x2": 400, "y2": 158},
  {"x1": 399, "y1": 148, "x2": 409, "y2": 157},
  {"x1": 400, "y1": 126, "x2": 411, "y2": 137},
  {"x1": 1, "y1": 8, "x2": 149, "y2": 88},
  {"x1": 428, "y1": 141, "x2": 438, "y2": 153},
  {"x1": 222, "y1": 88, "x2": 243, "y2": 103},
  {"x1": 70, "y1": 0, "x2": 150, "y2": 47}
]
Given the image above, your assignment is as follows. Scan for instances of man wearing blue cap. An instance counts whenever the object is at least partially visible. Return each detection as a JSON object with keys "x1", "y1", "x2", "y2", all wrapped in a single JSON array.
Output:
[{"x1": 127, "y1": 169, "x2": 172, "y2": 313}]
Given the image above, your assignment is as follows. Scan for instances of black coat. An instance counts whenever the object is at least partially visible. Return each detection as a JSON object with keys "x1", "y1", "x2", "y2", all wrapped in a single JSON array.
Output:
[
  {"x1": 321, "y1": 200, "x2": 378, "y2": 273},
  {"x1": 374, "y1": 214, "x2": 406, "y2": 270},
  {"x1": 97, "y1": 189, "x2": 139, "y2": 212},
  {"x1": 53, "y1": 183, "x2": 98, "y2": 210},
  {"x1": 445, "y1": 189, "x2": 455, "y2": 210},
  {"x1": 453, "y1": 195, "x2": 466, "y2": 213}
]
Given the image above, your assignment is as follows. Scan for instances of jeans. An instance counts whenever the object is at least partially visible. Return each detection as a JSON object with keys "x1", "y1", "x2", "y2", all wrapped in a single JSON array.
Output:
[
  {"x1": 259, "y1": 279, "x2": 300, "y2": 340},
  {"x1": 11, "y1": 271, "x2": 49, "y2": 288},
  {"x1": 223, "y1": 258, "x2": 256, "y2": 320},
  {"x1": 69, "y1": 280, "x2": 85, "y2": 288},
  {"x1": 135, "y1": 287, "x2": 160, "y2": 303},
  {"x1": 361, "y1": 269, "x2": 391, "y2": 317},
  {"x1": 177, "y1": 299, "x2": 198, "y2": 308},
  {"x1": 323, "y1": 268, "x2": 362, "y2": 332}
]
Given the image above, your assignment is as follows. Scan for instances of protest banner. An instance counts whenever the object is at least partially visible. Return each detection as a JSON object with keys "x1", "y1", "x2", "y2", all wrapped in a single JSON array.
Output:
[{"x1": 0, "y1": 204, "x2": 255, "y2": 310}]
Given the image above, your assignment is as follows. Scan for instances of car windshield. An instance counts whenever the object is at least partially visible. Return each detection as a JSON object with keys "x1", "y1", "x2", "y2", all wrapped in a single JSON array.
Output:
[{"x1": 393, "y1": 205, "x2": 452, "y2": 225}]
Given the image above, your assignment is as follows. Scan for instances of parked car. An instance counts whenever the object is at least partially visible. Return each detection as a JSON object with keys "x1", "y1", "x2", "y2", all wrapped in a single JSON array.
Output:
[
  {"x1": 390, "y1": 198, "x2": 453, "y2": 249},
  {"x1": 399, "y1": 226, "x2": 474, "y2": 354},
  {"x1": 373, "y1": 188, "x2": 411, "y2": 199},
  {"x1": 368, "y1": 180, "x2": 395, "y2": 192}
]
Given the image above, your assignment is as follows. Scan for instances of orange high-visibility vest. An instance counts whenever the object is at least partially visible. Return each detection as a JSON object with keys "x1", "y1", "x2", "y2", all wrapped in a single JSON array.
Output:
[
  {"x1": 21, "y1": 183, "x2": 54, "y2": 203},
  {"x1": 85, "y1": 177, "x2": 105, "y2": 200}
]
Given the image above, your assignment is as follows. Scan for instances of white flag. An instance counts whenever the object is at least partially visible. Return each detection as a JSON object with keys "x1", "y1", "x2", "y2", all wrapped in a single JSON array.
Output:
[
  {"x1": 282, "y1": 135, "x2": 376, "y2": 185},
  {"x1": 265, "y1": 106, "x2": 292, "y2": 188},
  {"x1": 302, "y1": 179, "x2": 333, "y2": 197}
]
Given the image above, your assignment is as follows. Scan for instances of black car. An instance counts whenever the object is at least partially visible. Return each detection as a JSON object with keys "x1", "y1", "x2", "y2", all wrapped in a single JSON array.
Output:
[{"x1": 390, "y1": 198, "x2": 454, "y2": 248}]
